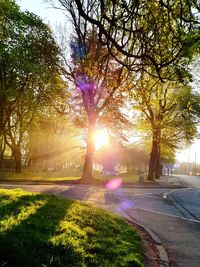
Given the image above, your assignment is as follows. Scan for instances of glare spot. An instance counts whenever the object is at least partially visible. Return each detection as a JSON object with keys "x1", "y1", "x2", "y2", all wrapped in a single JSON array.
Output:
[
  {"x1": 94, "y1": 129, "x2": 109, "y2": 150},
  {"x1": 119, "y1": 199, "x2": 135, "y2": 210},
  {"x1": 106, "y1": 178, "x2": 122, "y2": 190},
  {"x1": 70, "y1": 41, "x2": 86, "y2": 61},
  {"x1": 75, "y1": 74, "x2": 92, "y2": 91}
]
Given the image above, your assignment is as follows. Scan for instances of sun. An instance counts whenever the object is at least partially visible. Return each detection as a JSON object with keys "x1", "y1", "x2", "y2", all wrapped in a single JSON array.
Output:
[{"x1": 94, "y1": 130, "x2": 109, "y2": 150}]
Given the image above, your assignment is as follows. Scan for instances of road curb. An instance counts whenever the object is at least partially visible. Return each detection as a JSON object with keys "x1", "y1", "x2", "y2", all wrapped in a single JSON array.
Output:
[
  {"x1": 163, "y1": 189, "x2": 199, "y2": 221},
  {"x1": 118, "y1": 208, "x2": 169, "y2": 267}
]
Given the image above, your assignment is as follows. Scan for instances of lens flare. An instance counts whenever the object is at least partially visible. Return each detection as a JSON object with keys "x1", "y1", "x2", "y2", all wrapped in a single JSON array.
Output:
[
  {"x1": 106, "y1": 178, "x2": 122, "y2": 190},
  {"x1": 70, "y1": 41, "x2": 86, "y2": 61},
  {"x1": 75, "y1": 74, "x2": 92, "y2": 91},
  {"x1": 119, "y1": 199, "x2": 135, "y2": 210}
]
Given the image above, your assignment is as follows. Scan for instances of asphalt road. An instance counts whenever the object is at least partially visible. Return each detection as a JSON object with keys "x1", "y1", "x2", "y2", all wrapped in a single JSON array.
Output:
[
  {"x1": 0, "y1": 175, "x2": 200, "y2": 267},
  {"x1": 166, "y1": 175, "x2": 200, "y2": 220},
  {"x1": 175, "y1": 174, "x2": 200, "y2": 188}
]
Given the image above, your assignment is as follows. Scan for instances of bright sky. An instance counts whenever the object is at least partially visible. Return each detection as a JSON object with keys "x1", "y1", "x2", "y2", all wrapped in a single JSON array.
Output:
[
  {"x1": 16, "y1": 0, "x2": 65, "y2": 26},
  {"x1": 176, "y1": 139, "x2": 200, "y2": 164},
  {"x1": 16, "y1": 0, "x2": 200, "y2": 164}
]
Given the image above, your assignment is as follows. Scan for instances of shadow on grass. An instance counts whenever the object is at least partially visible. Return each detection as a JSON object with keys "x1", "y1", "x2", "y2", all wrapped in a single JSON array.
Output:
[
  {"x1": 0, "y1": 191, "x2": 84, "y2": 267},
  {"x1": 0, "y1": 191, "x2": 44, "y2": 220},
  {"x1": 0, "y1": 189, "x2": 143, "y2": 267}
]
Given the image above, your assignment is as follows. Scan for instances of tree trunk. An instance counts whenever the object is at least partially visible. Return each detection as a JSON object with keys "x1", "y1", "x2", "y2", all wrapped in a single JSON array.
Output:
[
  {"x1": 0, "y1": 154, "x2": 3, "y2": 169},
  {"x1": 154, "y1": 143, "x2": 161, "y2": 179},
  {"x1": 127, "y1": 164, "x2": 131, "y2": 174},
  {"x1": 0, "y1": 97, "x2": 6, "y2": 169},
  {"x1": 0, "y1": 96, "x2": 5, "y2": 137},
  {"x1": 148, "y1": 129, "x2": 158, "y2": 180},
  {"x1": 0, "y1": 135, "x2": 6, "y2": 169},
  {"x1": 13, "y1": 147, "x2": 22, "y2": 173},
  {"x1": 81, "y1": 114, "x2": 96, "y2": 183}
]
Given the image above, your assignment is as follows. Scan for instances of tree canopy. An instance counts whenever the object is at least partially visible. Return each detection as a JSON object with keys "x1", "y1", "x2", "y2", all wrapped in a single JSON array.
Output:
[
  {"x1": 56, "y1": 0, "x2": 200, "y2": 79},
  {"x1": 0, "y1": 0, "x2": 68, "y2": 172}
]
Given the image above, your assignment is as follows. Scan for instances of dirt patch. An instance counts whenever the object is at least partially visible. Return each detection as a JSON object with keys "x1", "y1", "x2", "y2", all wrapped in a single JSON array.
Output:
[
  {"x1": 129, "y1": 221, "x2": 178, "y2": 267},
  {"x1": 164, "y1": 247, "x2": 177, "y2": 267}
]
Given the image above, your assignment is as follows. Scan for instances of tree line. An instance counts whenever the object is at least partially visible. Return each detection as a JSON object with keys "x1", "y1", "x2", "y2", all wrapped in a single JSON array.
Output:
[{"x1": 0, "y1": 0, "x2": 200, "y2": 181}]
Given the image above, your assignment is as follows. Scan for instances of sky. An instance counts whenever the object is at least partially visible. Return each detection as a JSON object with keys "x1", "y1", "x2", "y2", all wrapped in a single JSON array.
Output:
[
  {"x1": 16, "y1": 0, "x2": 200, "y2": 164},
  {"x1": 176, "y1": 140, "x2": 200, "y2": 163},
  {"x1": 16, "y1": 0, "x2": 65, "y2": 26}
]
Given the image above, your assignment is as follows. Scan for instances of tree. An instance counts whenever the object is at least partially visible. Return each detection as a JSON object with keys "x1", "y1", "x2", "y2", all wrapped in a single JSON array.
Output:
[
  {"x1": 51, "y1": 0, "x2": 200, "y2": 182},
  {"x1": 0, "y1": 135, "x2": 6, "y2": 169},
  {"x1": 119, "y1": 145, "x2": 149, "y2": 174},
  {"x1": 0, "y1": 1, "x2": 66, "y2": 172},
  {"x1": 3, "y1": 91, "x2": 37, "y2": 173},
  {"x1": 55, "y1": 0, "x2": 200, "y2": 79},
  {"x1": 59, "y1": 8, "x2": 131, "y2": 182},
  {"x1": 73, "y1": 35, "x2": 130, "y2": 182},
  {"x1": 3, "y1": 74, "x2": 67, "y2": 173},
  {"x1": 0, "y1": 0, "x2": 59, "y2": 133},
  {"x1": 131, "y1": 74, "x2": 199, "y2": 180}
]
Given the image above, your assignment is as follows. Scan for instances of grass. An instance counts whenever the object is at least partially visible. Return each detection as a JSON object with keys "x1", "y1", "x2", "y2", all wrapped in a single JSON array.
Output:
[
  {"x1": 0, "y1": 171, "x2": 140, "y2": 184},
  {"x1": 0, "y1": 189, "x2": 143, "y2": 267},
  {"x1": 0, "y1": 171, "x2": 81, "y2": 182},
  {"x1": 94, "y1": 172, "x2": 140, "y2": 183}
]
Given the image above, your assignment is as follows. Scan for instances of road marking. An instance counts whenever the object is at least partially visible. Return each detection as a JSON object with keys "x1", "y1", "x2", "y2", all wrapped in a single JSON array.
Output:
[
  {"x1": 133, "y1": 192, "x2": 155, "y2": 196},
  {"x1": 106, "y1": 191, "x2": 156, "y2": 197},
  {"x1": 135, "y1": 208, "x2": 200, "y2": 224}
]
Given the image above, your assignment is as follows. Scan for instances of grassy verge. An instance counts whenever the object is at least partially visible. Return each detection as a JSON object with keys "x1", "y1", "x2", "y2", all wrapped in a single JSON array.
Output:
[
  {"x1": 0, "y1": 171, "x2": 81, "y2": 182},
  {"x1": 94, "y1": 172, "x2": 139, "y2": 183},
  {"x1": 0, "y1": 171, "x2": 140, "y2": 184},
  {"x1": 0, "y1": 189, "x2": 143, "y2": 267}
]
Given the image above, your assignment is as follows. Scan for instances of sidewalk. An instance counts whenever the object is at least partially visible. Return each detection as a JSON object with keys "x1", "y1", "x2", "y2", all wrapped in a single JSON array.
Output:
[
  {"x1": 154, "y1": 175, "x2": 186, "y2": 187},
  {"x1": 120, "y1": 175, "x2": 186, "y2": 189}
]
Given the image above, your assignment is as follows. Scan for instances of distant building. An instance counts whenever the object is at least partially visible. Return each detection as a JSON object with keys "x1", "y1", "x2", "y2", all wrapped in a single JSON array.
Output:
[{"x1": 174, "y1": 162, "x2": 200, "y2": 175}]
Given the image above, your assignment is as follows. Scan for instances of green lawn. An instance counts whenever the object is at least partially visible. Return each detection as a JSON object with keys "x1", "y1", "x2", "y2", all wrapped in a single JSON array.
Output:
[
  {"x1": 0, "y1": 171, "x2": 140, "y2": 183},
  {"x1": 0, "y1": 189, "x2": 143, "y2": 267},
  {"x1": 94, "y1": 172, "x2": 140, "y2": 183},
  {"x1": 0, "y1": 171, "x2": 81, "y2": 182}
]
